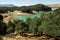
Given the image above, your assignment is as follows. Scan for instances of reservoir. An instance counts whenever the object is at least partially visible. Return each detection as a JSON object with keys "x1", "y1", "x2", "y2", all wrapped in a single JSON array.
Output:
[{"x1": 12, "y1": 12, "x2": 42, "y2": 22}]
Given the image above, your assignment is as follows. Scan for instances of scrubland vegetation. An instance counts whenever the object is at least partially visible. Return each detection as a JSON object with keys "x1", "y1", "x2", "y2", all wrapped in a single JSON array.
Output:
[{"x1": 0, "y1": 4, "x2": 60, "y2": 40}]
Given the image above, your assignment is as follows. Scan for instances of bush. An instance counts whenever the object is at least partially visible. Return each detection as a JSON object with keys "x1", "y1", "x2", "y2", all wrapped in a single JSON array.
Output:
[
  {"x1": 0, "y1": 21, "x2": 7, "y2": 35},
  {"x1": 0, "y1": 15, "x2": 3, "y2": 21},
  {"x1": 40, "y1": 11, "x2": 60, "y2": 38},
  {"x1": 7, "y1": 21, "x2": 15, "y2": 34}
]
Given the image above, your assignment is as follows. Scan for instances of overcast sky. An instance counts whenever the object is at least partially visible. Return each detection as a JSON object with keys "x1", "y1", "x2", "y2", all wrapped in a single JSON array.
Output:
[{"x1": 0, "y1": 0, "x2": 60, "y2": 6}]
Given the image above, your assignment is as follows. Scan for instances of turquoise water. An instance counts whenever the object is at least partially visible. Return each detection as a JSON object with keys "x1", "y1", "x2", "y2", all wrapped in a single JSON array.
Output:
[{"x1": 13, "y1": 12, "x2": 42, "y2": 22}]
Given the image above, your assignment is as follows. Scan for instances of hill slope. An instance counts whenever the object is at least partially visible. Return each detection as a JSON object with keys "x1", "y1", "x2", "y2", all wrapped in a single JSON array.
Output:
[{"x1": 47, "y1": 4, "x2": 60, "y2": 8}]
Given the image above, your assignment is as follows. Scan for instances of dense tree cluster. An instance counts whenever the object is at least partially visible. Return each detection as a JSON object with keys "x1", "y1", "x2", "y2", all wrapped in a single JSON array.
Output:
[
  {"x1": 29, "y1": 4, "x2": 51, "y2": 11},
  {"x1": 19, "y1": 6, "x2": 32, "y2": 13},
  {"x1": 0, "y1": 7, "x2": 17, "y2": 13}
]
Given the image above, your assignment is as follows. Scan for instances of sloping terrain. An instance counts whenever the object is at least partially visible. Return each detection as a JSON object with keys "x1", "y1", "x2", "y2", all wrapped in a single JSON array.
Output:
[{"x1": 47, "y1": 4, "x2": 60, "y2": 8}]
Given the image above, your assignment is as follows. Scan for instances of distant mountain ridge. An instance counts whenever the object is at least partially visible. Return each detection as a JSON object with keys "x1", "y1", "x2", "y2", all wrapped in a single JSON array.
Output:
[
  {"x1": 47, "y1": 4, "x2": 60, "y2": 8},
  {"x1": 0, "y1": 4, "x2": 15, "y2": 7},
  {"x1": 0, "y1": 4, "x2": 60, "y2": 8}
]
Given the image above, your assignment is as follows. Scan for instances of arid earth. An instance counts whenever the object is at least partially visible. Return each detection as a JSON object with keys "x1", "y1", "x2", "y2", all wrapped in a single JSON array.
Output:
[
  {"x1": 1, "y1": 34, "x2": 55, "y2": 40},
  {"x1": 0, "y1": 31, "x2": 55, "y2": 40}
]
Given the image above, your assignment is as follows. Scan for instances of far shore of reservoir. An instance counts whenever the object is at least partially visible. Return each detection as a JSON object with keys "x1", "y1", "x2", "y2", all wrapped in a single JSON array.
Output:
[{"x1": 0, "y1": 10, "x2": 37, "y2": 23}]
